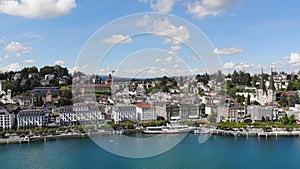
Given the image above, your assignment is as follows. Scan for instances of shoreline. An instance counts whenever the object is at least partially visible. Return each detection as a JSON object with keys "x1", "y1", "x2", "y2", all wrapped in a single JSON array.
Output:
[
  {"x1": 0, "y1": 131, "x2": 114, "y2": 145},
  {"x1": 1, "y1": 129, "x2": 300, "y2": 145},
  {"x1": 212, "y1": 129, "x2": 300, "y2": 137}
]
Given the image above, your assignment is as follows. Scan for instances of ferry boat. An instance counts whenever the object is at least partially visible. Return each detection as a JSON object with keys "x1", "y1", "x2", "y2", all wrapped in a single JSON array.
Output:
[{"x1": 143, "y1": 123, "x2": 191, "y2": 134}]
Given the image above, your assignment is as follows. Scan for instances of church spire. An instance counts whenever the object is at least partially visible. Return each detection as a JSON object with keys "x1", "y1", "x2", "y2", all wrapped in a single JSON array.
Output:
[
  {"x1": 260, "y1": 68, "x2": 266, "y2": 92},
  {"x1": 269, "y1": 68, "x2": 275, "y2": 91}
]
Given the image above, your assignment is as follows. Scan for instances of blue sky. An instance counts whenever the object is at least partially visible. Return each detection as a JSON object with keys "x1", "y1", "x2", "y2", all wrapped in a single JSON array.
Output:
[{"x1": 0, "y1": 0, "x2": 300, "y2": 76}]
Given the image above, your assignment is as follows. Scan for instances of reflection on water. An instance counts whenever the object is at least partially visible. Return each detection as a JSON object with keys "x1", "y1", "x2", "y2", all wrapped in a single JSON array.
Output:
[
  {"x1": 90, "y1": 132, "x2": 188, "y2": 158},
  {"x1": 1, "y1": 135, "x2": 300, "y2": 169}
]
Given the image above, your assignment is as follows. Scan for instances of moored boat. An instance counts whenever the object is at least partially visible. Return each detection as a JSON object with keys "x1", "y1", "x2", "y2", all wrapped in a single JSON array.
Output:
[{"x1": 143, "y1": 123, "x2": 191, "y2": 134}]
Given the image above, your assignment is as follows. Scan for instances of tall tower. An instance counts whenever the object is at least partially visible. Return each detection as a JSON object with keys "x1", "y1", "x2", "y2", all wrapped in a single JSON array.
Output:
[
  {"x1": 269, "y1": 68, "x2": 275, "y2": 91},
  {"x1": 267, "y1": 68, "x2": 276, "y2": 103},
  {"x1": 257, "y1": 68, "x2": 267, "y2": 105},
  {"x1": 260, "y1": 68, "x2": 266, "y2": 92}
]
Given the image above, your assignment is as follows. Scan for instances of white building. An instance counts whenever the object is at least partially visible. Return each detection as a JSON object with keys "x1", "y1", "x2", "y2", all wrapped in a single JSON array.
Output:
[
  {"x1": 0, "y1": 81, "x2": 4, "y2": 94},
  {"x1": 73, "y1": 103, "x2": 105, "y2": 125},
  {"x1": 12, "y1": 96, "x2": 33, "y2": 108},
  {"x1": 112, "y1": 104, "x2": 136, "y2": 123},
  {"x1": 0, "y1": 109, "x2": 14, "y2": 130},
  {"x1": 247, "y1": 105, "x2": 277, "y2": 122},
  {"x1": 58, "y1": 106, "x2": 77, "y2": 126},
  {"x1": 154, "y1": 102, "x2": 167, "y2": 119},
  {"x1": 286, "y1": 104, "x2": 300, "y2": 120},
  {"x1": 0, "y1": 89, "x2": 13, "y2": 104},
  {"x1": 135, "y1": 103, "x2": 156, "y2": 121},
  {"x1": 180, "y1": 104, "x2": 200, "y2": 119},
  {"x1": 17, "y1": 109, "x2": 45, "y2": 129}
]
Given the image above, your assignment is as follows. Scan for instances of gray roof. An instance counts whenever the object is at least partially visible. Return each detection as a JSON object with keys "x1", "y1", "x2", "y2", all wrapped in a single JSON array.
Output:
[
  {"x1": 18, "y1": 109, "x2": 44, "y2": 117},
  {"x1": 0, "y1": 109, "x2": 10, "y2": 115}
]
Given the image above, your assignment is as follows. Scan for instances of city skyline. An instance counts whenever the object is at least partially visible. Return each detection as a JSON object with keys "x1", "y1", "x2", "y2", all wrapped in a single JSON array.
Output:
[{"x1": 0, "y1": 0, "x2": 300, "y2": 76}]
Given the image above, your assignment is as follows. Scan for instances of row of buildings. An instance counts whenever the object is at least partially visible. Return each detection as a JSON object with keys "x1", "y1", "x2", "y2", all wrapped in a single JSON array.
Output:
[
  {"x1": 217, "y1": 104, "x2": 280, "y2": 123},
  {"x1": 2, "y1": 101, "x2": 204, "y2": 129},
  {"x1": 0, "y1": 103, "x2": 106, "y2": 130}
]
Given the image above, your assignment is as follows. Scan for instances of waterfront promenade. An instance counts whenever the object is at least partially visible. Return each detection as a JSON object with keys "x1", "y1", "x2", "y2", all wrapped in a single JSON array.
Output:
[
  {"x1": 214, "y1": 129, "x2": 300, "y2": 137},
  {"x1": 2, "y1": 127, "x2": 300, "y2": 145}
]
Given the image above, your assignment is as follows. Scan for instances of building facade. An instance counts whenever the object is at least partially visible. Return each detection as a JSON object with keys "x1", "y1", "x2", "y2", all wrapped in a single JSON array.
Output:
[
  {"x1": 180, "y1": 104, "x2": 200, "y2": 120},
  {"x1": 73, "y1": 103, "x2": 105, "y2": 125},
  {"x1": 135, "y1": 103, "x2": 156, "y2": 121},
  {"x1": 17, "y1": 109, "x2": 45, "y2": 129},
  {"x1": 166, "y1": 103, "x2": 180, "y2": 121},
  {"x1": 257, "y1": 69, "x2": 276, "y2": 105},
  {"x1": 247, "y1": 105, "x2": 277, "y2": 122},
  {"x1": 112, "y1": 105, "x2": 137, "y2": 123},
  {"x1": 58, "y1": 106, "x2": 77, "y2": 126},
  {"x1": 0, "y1": 109, "x2": 14, "y2": 130}
]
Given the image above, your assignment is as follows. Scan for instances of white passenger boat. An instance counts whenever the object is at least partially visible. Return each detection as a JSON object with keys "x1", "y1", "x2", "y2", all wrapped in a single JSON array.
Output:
[{"x1": 143, "y1": 123, "x2": 191, "y2": 134}]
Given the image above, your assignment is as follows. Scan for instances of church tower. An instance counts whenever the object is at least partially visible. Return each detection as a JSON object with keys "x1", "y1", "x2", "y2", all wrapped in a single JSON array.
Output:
[
  {"x1": 267, "y1": 68, "x2": 276, "y2": 103},
  {"x1": 257, "y1": 68, "x2": 267, "y2": 105}
]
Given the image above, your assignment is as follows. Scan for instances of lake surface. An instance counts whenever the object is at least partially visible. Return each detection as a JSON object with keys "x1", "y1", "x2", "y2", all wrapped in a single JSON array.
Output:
[{"x1": 1, "y1": 134, "x2": 300, "y2": 169}]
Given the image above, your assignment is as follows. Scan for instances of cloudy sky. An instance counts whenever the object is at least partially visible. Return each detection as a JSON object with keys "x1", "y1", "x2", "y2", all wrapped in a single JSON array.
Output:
[{"x1": 0, "y1": 0, "x2": 299, "y2": 76}]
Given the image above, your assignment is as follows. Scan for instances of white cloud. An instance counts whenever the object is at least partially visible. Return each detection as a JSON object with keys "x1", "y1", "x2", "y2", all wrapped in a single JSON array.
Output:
[
  {"x1": 223, "y1": 62, "x2": 235, "y2": 69},
  {"x1": 98, "y1": 67, "x2": 112, "y2": 75},
  {"x1": 234, "y1": 61, "x2": 262, "y2": 71},
  {"x1": 170, "y1": 45, "x2": 182, "y2": 52},
  {"x1": 28, "y1": 34, "x2": 43, "y2": 40},
  {"x1": 4, "y1": 41, "x2": 29, "y2": 55},
  {"x1": 102, "y1": 34, "x2": 132, "y2": 44},
  {"x1": 154, "y1": 56, "x2": 173, "y2": 64},
  {"x1": 174, "y1": 64, "x2": 180, "y2": 68},
  {"x1": 137, "y1": 15, "x2": 190, "y2": 45},
  {"x1": 136, "y1": 14, "x2": 152, "y2": 27},
  {"x1": 114, "y1": 67, "x2": 201, "y2": 78},
  {"x1": 0, "y1": 40, "x2": 3, "y2": 45},
  {"x1": 164, "y1": 56, "x2": 173, "y2": 64},
  {"x1": 188, "y1": 56, "x2": 199, "y2": 61},
  {"x1": 55, "y1": 60, "x2": 65, "y2": 65},
  {"x1": 155, "y1": 58, "x2": 162, "y2": 63},
  {"x1": 16, "y1": 53, "x2": 21, "y2": 57},
  {"x1": 23, "y1": 59, "x2": 35, "y2": 63},
  {"x1": 0, "y1": 0, "x2": 77, "y2": 18},
  {"x1": 175, "y1": 58, "x2": 183, "y2": 64},
  {"x1": 271, "y1": 61, "x2": 285, "y2": 69},
  {"x1": 68, "y1": 64, "x2": 90, "y2": 74},
  {"x1": 153, "y1": 18, "x2": 190, "y2": 44},
  {"x1": 169, "y1": 45, "x2": 182, "y2": 54},
  {"x1": 252, "y1": 64, "x2": 263, "y2": 70},
  {"x1": 4, "y1": 55, "x2": 9, "y2": 59},
  {"x1": 187, "y1": 0, "x2": 241, "y2": 19},
  {"x1": 0, "y1": 62, "x2": 20, "y2": 72},
  {"x1": 288, "y1": 52, "x2": 300, "y2": 66},
  {"x1": 138, "y1": 0, "x2": 177, "y2": 13},
  {"x1": 150, "y1": 0, "x2": 177, "y2": 13},
  {"x1": 213, "y1": 47, "x2": 243, "y2": 55}
]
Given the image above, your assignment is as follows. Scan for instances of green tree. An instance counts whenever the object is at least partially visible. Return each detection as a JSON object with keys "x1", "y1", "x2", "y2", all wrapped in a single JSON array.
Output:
[
  {"x1": 196, "y1": 73, "x2": 210, "y2": 85},
  {"x1": 280, "y1": 93, "x2": 288, "y2": 107},
  {"x1": 236, "y1": 95, "x2": 245, "y2": 104},
  {"x1": 282, "y1": 114, "x2": 289, "y2": 125},
  {"x1": 246, "y1": 95, "x2": 251, "y2": 105},
  {"x1": 251, "y1": 74, "x2": 259, "y2": 87},
  {"x1": 261, "y1": 116, "x2": 265, "y2": 122},
  {"x1": 288, "y1": 114, "x2": 296, "y2": 125}
]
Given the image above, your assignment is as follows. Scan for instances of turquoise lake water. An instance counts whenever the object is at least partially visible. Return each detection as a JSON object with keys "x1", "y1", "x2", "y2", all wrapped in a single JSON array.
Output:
[{"x1": 1, "y1": 134, "x2": 300, "y2": 169}]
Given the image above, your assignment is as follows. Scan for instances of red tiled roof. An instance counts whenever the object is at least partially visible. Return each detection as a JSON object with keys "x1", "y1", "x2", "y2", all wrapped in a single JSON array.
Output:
[{"x1": 135, "y1": 103, "x2": 152, "y2": 108}]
